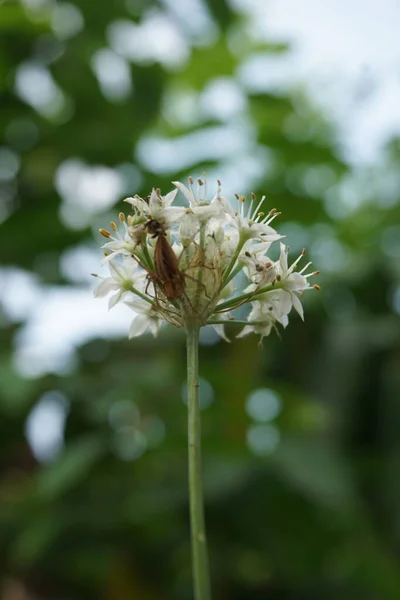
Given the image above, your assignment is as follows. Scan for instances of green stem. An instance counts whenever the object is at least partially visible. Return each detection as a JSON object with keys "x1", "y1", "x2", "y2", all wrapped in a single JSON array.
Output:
[
  {"x1": 221, "y1": 237, "x2": 246, "y2": 284},
  {"x1": 215, "y1": 281, "x2": 285, "y2": 312},
  {"x1": 186, "y1": 324, "x2": 211, "y2": 600}
]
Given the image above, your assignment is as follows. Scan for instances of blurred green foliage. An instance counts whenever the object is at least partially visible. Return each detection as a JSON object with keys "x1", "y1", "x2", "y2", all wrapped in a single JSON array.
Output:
[{"x1": 1, "y1": 0, "x2": 400, "y2": 599}]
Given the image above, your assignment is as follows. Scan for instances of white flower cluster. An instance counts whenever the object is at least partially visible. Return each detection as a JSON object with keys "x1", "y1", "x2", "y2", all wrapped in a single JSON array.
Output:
[{"x1": 94, "y1": 177, "x2": 319, "y2": 345}]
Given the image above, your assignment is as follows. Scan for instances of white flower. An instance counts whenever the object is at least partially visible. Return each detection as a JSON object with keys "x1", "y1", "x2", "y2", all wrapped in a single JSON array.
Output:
[
  {"x1": 225, "y1": 194, "x2": 283, "y2": 243},
  {"x1": 274, "y1": 243, "x2": 314, "y2": 320},
  {"x1": 125, "y1": 297, "x2": 164, "y2": 338},
  {"x1": 95, "y1": 178, "x2": 319, "y2": 342},
  {"x1": 100, "y1": 219, "x2": 139, "y2": 262},
  {"x1": 93, "y1": 257, "x2": 146, "y2": 309},
  {"x1": 240, "y1": 245, "x2": 277, "y2": 288},
  {"x1": 173, "y1": 177, "x2": 230, "y2": 222},
  {"x1": 237, "y1": 293, "x2": 291, "y2": 344},
  {"x1": 125, "y1": 187, "x2": 186, "y2": 226}
]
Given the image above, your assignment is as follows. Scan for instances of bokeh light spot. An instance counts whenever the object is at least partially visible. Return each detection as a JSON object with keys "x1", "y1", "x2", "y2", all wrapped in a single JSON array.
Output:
[
  {"x1": 0, "y1": 147, "x2": 20, "y2": 181},
  {"x1": 91, "y1": 48, "x2": 132, "y2": 103},
  {"x1": 246, "y1": 388, "x2": 282, "y2": 422},
  {"x1": 25, "y1": 391, "x2": 69, "y2": 462},
  {"x1": 247, "y1": 424, "x2": 280, "y2": 456},
  {"x1": 113, "y1": 427, "x2": 147, "y2": 461}
]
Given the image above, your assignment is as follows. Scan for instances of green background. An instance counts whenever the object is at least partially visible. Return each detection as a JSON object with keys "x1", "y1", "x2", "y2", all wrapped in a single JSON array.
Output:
[{"x1": 1, "y1": 0, "x2": 400, "y2": 598}]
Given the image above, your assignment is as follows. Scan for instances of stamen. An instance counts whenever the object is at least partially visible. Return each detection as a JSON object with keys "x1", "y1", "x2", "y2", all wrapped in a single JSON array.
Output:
[
  {"x1": 251, "y1": 196, "x2": 265, "y2": 220},
  {"x1": 99, "y1": 228, "x2": 111, "y2": 238}
]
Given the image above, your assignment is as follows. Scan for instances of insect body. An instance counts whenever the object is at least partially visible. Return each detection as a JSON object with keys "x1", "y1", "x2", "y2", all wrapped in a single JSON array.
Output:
[{"x1": 145, "y1": 219, "x2": 185, "y2": 302}]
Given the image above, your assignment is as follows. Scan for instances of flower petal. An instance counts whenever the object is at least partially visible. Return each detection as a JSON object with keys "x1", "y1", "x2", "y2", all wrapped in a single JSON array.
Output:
[
  {"x1": 93, "y1": 278, "x2": 118, "y2": 297},
  {"x1": 129, "y1": 314, "x2": 149, "y2": 338},
  {"x1": 173, "y1": 181, "x2": 195, "y2": 205}
]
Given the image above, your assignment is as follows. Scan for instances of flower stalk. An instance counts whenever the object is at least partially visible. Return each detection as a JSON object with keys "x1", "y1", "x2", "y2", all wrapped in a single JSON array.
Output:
[
  {"x1": 186, "y1": 323, "x2": 211, "y2": 600},
  {"x1": 93, "y1": 176, "x2": 320, "y2": 594}
]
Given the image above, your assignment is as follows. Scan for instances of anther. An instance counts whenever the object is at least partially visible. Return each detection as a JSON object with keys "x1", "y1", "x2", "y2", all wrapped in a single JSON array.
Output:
[
  {"x1": 234, "y1": 193, "x2": 240, "y2": 200},
  {"x1": 313, "y1": 270, "x2": 320, "y2": 276},
  {"x1": 99, "y1": 228, "x2": 111, "y2": 238},
  {"x1": 188, "y1": 176, "x2": 194, "y2": 185},
  {"x1": 313, "y1": 284, "x2": 321, "y2": 291},
  {"x1": 127, "y1": 215, "x2": 133, "y2": 226},
  {"x1": 156, "y1": 188, "x2": 161, "y2": 196},
  {"x1": 110, "y1": 221, "x2": 118, "y2": 231},
  {"x1": 302, "y1": 248, "x2": 307, "y2": 256},
  {"x1": 217, "y1": 179, "x2": 222, "y2": 187},
  {"x1": 197, "y1": 178, "x2": 204, "y2": 186},
  {"x1": 240, "y1": 195, "x2": 246, "y2": 203},
  {"x1": 119, "y1": 212, "x2": 126, "y2": 222},
  {"x1": 251, "y1": 192, "x2": 256, "y2": 200}
]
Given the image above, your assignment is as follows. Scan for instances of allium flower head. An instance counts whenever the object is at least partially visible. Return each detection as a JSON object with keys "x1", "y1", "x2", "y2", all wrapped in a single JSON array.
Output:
[{"x1": 94, "y1": 177, "x2": 319, "y2": 343}]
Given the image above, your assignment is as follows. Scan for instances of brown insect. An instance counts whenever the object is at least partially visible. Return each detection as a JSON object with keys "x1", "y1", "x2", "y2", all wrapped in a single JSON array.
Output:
[{"x1": 145, "y1": 219, "x2": 185, "y2": 302}]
